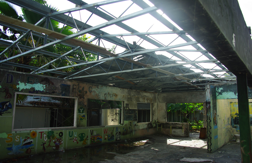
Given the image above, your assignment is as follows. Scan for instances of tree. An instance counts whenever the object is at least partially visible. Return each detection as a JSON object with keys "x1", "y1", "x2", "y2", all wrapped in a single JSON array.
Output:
[
  {"x1": 167, "y1": 103, "x2": 203, "y2": 122},
  {"x1": 0, "y1": 0, "x2": 96, "y2": 74}
]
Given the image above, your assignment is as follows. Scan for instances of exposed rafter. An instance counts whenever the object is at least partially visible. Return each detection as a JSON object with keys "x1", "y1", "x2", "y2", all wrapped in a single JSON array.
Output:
[
  {"x1": 0, "y1": 0, "x2": 236, "y2": 92},
  {"x1": 68, "y1": 60, "x2": 217, "y2": 79}
]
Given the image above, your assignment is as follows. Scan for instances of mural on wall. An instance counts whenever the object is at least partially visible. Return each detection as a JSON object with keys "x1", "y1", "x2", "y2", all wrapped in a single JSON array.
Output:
[
  {"x1": 78, "y1": 106, "x2": 85, "y2": 113},
  {"x1": 104, "y1": 128, "x2": 114, "y2": 142},
  {"x1": 6, "y1": 137, "x2": 34, "y2": 155},
  {"x1": 79, "y1": 115, "x2": 85, "y2": 120},
  {"x1": 78, "y1": 133, "x2": 86, "y2": 142},
  {"x1": 90, "y1": 130, "x2": 102, "y2": 144},
  {"x1": 0, "y1": 101, "x2": 12, "y2": 116},
  {"x1": 82, "y1": 135, "x2": 88, "y2": 145},
  {"x1": 5, "y1": 131, "x2": 37, "y2": 155}
]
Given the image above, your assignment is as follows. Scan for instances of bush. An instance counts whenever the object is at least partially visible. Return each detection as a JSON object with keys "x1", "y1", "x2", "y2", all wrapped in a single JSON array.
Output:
[{"x1": 190, "y1": 120, "x2": 204, "y2": 130}]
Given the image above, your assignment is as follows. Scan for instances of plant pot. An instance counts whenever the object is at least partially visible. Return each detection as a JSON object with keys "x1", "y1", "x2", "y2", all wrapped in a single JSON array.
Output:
[{"x1": 199, "y1": 128, "x2": 206, "y2": 139}]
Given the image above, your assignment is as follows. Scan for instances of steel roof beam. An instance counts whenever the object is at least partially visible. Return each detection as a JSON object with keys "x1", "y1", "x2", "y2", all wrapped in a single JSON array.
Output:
[
  {"x1": 0, "y1": 62, "x2": 67, "y2": 75},
  {"x1": 68, "y1": 59, "x2": 217, "y2": 79},
  {"x1": 35, "y1": 41, "x2": 197, "y2": 74},
  {"x1": 4, "y1": 0, "x2": 148, "y2": 53},
  {"x1": 133, "y1": 0, "x2": 233, "y2": 76},
  {"x1": 5, "y1": 0, "x2": 196, "y2": 80},
  {"x1": 96, "y1": 70, "x2": 232, "y2": 84},
  {"x1": 68, "y1": 0, "x2": 220, "y2": 78},
  {"x1": 100, "y1": 30, "x2": 185, "y2": 37},
  {"x1": 0, "y1": 6, "x2": 157, "y2": 64},
  {"x1": 0, "y1": 17, "x2": 46, "y2": 57},
  {"x1": 49, "y1": 0, "x2": 126, "y2": 16},
  {"x1": 30, "y1": 46, "x2": 81, "y2": 74}
]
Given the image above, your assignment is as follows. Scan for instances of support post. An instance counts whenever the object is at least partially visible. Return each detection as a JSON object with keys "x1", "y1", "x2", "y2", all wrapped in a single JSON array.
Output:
[{"x1": 236, "y1": 73, "x2": 252, "y2": 163}]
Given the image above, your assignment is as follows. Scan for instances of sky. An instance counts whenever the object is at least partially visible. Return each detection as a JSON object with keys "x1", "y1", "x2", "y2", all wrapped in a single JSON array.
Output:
[{"x1": 9, "y1": 0, "x2": 253, "y2": 77}]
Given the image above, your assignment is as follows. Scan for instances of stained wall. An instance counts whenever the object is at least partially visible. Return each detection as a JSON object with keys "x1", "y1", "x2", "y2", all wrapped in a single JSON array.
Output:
[
  {"x1": 208, "y1": 84, "x2": 252, "y2": 152},
  {"x1": 0, "y1": 70, "x2": 157, "y2": 159}
]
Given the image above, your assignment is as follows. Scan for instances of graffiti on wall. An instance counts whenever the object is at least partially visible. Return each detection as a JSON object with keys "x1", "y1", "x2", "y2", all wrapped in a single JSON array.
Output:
[{"x1": 0, "y1": 101, "x2": 12, "y2": 116}]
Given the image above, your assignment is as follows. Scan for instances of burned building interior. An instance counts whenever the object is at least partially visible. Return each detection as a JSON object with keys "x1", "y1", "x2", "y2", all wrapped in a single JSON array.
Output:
[{"x1": 0, "y1": 0, "x2": 252, "y2": 162}]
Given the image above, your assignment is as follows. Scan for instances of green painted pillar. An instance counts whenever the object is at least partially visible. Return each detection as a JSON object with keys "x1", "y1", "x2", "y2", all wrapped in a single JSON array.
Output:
[{"x1": 237, "y1": 74, "x2": 252, "y2": 163}]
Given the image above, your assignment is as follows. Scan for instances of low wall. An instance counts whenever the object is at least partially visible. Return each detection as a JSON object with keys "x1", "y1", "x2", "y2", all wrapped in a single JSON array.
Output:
[{"x1": 161, "y1": 122, "x2": 189, "y2": 137}]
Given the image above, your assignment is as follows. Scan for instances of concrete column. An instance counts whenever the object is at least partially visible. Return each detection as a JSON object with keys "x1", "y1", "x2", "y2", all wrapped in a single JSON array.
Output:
[{"x1": 237, "y1": 74, "x2": 252, "y2": 163}]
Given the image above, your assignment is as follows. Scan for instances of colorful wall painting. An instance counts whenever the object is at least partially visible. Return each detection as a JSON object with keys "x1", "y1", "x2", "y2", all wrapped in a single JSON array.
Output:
[
  {"x1": 103, "y1": 128, "x2": 115, "y2": 142},
  {"x1": 0, "y1": 101, "x2": 12, "y2": 116},
  {"x1": 90, "y1": 129, "x2": 102, "y2": 144}
]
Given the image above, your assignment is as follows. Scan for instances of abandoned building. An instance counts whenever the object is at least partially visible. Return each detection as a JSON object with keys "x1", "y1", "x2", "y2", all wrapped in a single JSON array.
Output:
[{"x1": 0, "y1": 0, "x2": 252, "y2": 162}]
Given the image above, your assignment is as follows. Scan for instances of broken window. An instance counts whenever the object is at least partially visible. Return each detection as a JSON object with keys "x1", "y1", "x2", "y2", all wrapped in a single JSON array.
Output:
[
  {"x1": 137, "y1": 103, "x2": 150, "y2": 123},
  {"x1": 87, "y1": 99, "x2": 122, "y2": 126},
  {"x1": 13, "y1": 93, "x2": 77, "y2": 131}
]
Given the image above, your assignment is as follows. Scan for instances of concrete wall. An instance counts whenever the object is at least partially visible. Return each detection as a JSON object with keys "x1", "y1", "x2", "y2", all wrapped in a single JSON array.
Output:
[
  {"x1": 0, "y1": 69, "x2": 207, "y2": 159},
  {"x1": 208, "y1": 84, "x2": 252, "y2": 152},
  {"x1": 161, "y1": 122, "x2": 189, "y2": 137},
  {"x1": 199, "y1": 0, "x2": 252, "y2": 74},
  {"x1": 0, "y1": 70, "x2": 157, "y2": 159}
]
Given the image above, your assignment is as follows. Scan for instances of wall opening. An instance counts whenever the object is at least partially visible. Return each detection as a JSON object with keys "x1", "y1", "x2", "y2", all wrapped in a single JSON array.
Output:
[
  {"x1": 87, "y1": 99, "x2": 122, "y2": 126},
  {"x1": 137, "y1": 103, "x2": 151, "y2": 123},
  {"x1": 13, "y1": 93, "x2": 78, "y2": 131}
]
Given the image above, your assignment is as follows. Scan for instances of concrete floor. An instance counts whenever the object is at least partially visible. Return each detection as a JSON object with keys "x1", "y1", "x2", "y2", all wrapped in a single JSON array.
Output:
[{"x1": 1, "y1": 133, "x2": 241, "y2": 163}]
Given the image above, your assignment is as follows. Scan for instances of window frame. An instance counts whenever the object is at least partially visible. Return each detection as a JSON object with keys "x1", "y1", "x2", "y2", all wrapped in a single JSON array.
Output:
[
  {"x1": 12, "y1": 92, "x2": 78, "y2": 131},
  {"x1": 87, "y1": 99, "x2": 124, "y2": 127},
  {"x1": 137, "y1": 103, "x2": 151, "y2": 123}
]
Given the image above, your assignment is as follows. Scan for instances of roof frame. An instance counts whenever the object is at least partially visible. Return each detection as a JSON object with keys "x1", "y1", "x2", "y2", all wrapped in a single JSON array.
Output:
[{"x1": 0, "y1": 0, "x2": 236, "y2": 92}]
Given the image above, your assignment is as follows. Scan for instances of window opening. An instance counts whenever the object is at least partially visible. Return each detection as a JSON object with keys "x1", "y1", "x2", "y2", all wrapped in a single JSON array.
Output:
[
  {"x1": 137, "y1": 103, "x2": 150, "y2": 122},
  {"x1": 13, "y1": 93, "x2": 77, "y2": 130},
  {"x1": 87, "y1": 99, "x2": 122, "y2": 126}
]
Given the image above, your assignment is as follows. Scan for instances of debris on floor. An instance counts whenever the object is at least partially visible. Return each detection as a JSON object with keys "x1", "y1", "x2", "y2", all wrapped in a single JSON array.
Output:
[{"x1": 180, "y1": 157, "x2": 213, "y2": 162}]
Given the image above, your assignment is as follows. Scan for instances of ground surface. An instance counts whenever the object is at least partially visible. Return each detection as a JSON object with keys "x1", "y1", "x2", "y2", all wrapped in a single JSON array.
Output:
[{"x1": 0, "y1": 133, "x2": 241, "y2": 163}]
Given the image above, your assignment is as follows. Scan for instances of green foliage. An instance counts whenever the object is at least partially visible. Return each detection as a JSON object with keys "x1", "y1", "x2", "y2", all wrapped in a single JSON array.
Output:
[
  {"x1": 167, "y1": 103, "x2": 203, "y2": 122},
  {"x1": 0, "y1": 0, "x2": 97, "y2": 74},
  {"x1": 167, "y1": 103, "x2": 203, "y2": 113},
  {"x1": 190, "y1": 120, "x2": 203, "y2": 130},
  {"x1": 89, "y1": 99, "x2": 106, "y2": 106},
  {"x1": 0, "y1": 1, "x2": 23, "y2": 20}
]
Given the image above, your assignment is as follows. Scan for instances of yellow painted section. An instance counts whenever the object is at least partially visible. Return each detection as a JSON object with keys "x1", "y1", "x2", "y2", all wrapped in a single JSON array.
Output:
[
  {"x1": 217, "y1": 99, "x2": 252, "y2": 148},
  {"x1": 230, "y1": 102, "x2": 252, "y2": 118}
]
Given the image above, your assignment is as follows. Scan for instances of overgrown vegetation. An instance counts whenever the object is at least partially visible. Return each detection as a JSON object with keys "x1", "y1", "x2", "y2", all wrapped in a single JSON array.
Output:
[
  {"x1": 0, "y1": 0, "x2": 96, "y2": 74},
  {"x1": 167, "y1": 103, "x2": 203, "y2": 122},
  {"x1": 190, "y1": 120, "x2": 204, "y2": 130}
]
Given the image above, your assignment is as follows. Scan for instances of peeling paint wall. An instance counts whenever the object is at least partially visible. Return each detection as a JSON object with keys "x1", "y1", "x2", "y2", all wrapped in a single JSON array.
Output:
[
  {"x1": 0, "y1": 70, "x2": 157, "y2": 159},
  {"x1": 208, "y1": 84, "x2": 252, "y2": 152}
]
